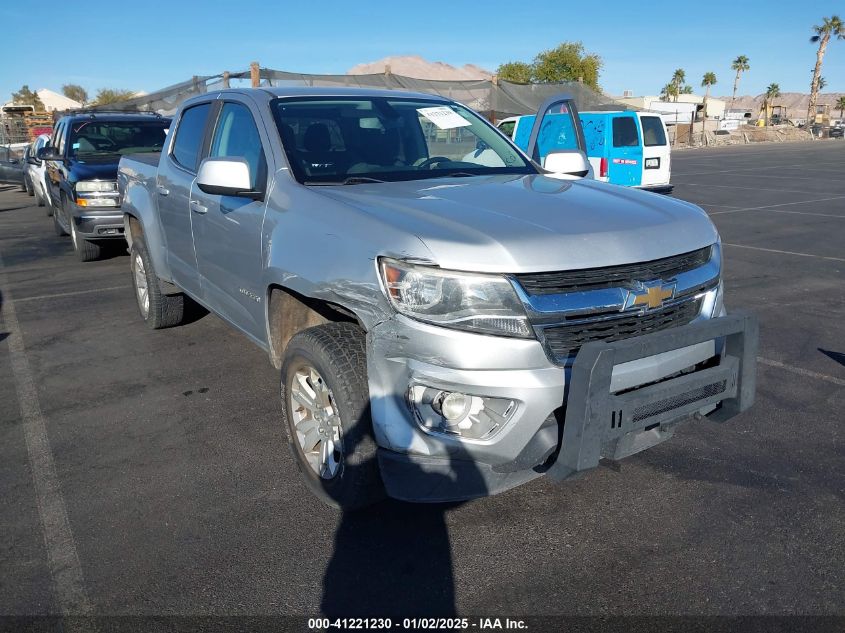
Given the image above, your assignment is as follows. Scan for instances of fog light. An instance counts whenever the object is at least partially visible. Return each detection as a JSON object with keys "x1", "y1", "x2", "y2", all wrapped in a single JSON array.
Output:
[
  {"x1": 432, "y1": 391, "x2": 470, "y2": 421},
  {"x1": 407, "y1": 385, "x2": 517, "y2": 440}
]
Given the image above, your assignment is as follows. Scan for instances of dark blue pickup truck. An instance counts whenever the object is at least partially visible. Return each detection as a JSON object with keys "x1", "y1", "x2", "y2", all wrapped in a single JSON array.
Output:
[{"x1": 38, "y1": 111, "x2": 170, "y2": 261}]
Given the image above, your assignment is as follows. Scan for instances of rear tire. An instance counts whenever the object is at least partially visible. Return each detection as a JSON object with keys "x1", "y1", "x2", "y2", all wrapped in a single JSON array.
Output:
[
  {"x1": 130, "y1": 235, "x2": 186, "y2": 329},
  {"x1": 281, "y1": 323, "x2": 385, "y2": 511},
  {"x1": 53, "y1": 195, "x2": 69, "y2": 236},
  {"x1": 35, "y1": 187, "x2": 45, "y2": 207},
  {"x1": 70, "y1": 221, "x2": 102, "y2": 262}
]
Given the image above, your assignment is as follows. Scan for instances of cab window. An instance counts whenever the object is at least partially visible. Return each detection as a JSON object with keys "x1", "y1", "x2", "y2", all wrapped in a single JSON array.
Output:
[
  {"x1": 612, "y1": 117, "x2": 639, "y2": 147},
  {"x1": 498, "y1": 120, "x2": 516, "y2": 138},
  {"x1": 209, "y1": 102, "x2": 267, "y2": 191},
  {"x1": 171, "y1": 103, "x2": 211, "y2": 172}
]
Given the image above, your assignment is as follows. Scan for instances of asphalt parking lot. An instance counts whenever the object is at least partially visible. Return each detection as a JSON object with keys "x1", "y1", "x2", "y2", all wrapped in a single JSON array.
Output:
[{"x1": 1, "y1": 141, "x2": 843, "y2": 627}]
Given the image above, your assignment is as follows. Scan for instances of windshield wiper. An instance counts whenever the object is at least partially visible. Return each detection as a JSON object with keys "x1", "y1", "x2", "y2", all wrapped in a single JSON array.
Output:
[
  {"x1": 304, "y1": 176, "x2": 386, "y2": 186},
  {"x1": 443, "y1": 172, "x2": 481, "y2": 178}
]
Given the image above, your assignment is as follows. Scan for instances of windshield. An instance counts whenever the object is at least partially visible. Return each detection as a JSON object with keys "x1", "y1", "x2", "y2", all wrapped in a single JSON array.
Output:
[
  {"x1": 68, "y1": 120, "x2": 170, "y2": 160},
  {"x1": 271, "y1": 97, "x2": 535, "y2": 184}
]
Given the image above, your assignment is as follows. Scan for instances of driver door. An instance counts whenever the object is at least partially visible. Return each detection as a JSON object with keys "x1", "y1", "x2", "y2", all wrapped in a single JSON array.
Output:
[
  {"x1": 525, "y1": 95, "x2": 591, "y2": 178},
  {"x1": 0, "y1": 145, "x2": 24, "y2": 185}
]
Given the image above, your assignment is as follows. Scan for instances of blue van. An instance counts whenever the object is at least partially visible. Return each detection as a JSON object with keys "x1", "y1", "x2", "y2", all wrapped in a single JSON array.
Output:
[{"x1": 498, "y1": 110, "x2": 672, "y2": 192}]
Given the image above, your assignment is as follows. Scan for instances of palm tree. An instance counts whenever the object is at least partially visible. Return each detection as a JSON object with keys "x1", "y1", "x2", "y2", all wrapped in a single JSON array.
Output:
[
  {"x1": 763, "y1": 83, "x2": 781, "y2": 126},
  {"x1": 818, "y1": 76, "x2": 827, "y2": 90},
  {"x1": 660, "y1": 83, "x2": 678, "y2": 102},
  {"x1": 730, "y1": 55, "x2": 750, "y2": 109},
  {"x1": 807, "y1": 16, "x2": 844, "y2": 127},
  {"x1": 701, "y1": 72, "x2": 717, "y2": 134},
  {"x1": 671, "y1": 69, "x2": 686, "y2": 102},
  {"x1": 837, "y1": 96, "x2": 845, "y2": 119}
]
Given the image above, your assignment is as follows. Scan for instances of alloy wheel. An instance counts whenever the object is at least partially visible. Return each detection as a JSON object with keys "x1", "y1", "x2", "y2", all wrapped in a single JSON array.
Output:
[{"x1": 289, "y1": 365, "x2": 343, "y2": 479}]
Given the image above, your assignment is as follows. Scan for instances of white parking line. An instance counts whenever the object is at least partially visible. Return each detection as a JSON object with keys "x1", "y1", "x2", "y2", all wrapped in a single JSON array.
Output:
[
  {"x1": 0, "y1": 249, "x2": 94, "y2": 622},
  {"x1": 709, "y1": 196, "x2": 845, "y2": 215},
  {"x1": 722, "y1": 243, "x2": 845, "y2": 262},
  {"x1": 676, "y1": 182, "x2": 842, "y2": 196},
  {"x1": 758, "y1": 357, "x2": 845, "y2": 388},
  {"x1": 14, "y1": 285, "x2": 131, "y2": 303}
]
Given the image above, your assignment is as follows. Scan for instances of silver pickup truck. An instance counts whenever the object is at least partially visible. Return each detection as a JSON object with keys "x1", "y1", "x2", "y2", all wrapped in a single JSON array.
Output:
[{"x1": 118, "y1": 87, "x2": 757, "y2": 510}]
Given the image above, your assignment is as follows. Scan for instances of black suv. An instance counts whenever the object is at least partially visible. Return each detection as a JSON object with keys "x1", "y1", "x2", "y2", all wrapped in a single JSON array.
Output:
[{"x1": 38, "y1": 112, "x2": 170, "y2": 261}]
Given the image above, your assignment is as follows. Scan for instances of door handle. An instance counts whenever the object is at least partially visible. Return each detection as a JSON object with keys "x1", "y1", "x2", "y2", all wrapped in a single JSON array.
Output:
[
  {"x1": 156, "y1": 185, "x2": 170, "y2": 196},
  {"x1": 189, "y1": 200, "x2": 208, "y2": 214}
]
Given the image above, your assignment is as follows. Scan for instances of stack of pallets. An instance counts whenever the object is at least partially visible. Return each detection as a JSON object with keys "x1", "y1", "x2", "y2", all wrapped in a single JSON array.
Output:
[{"x1": 24, "y1": 112, "x2": 54, "y2": 141}]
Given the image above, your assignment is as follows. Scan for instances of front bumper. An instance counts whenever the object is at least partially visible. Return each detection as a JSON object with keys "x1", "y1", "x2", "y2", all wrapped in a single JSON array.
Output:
[
  {"x1": 373, "y1": 312, "x2": 757, "y2": 502},
  {"x1": 71, "y1": 212, "x2": 125, "y2": 239}
]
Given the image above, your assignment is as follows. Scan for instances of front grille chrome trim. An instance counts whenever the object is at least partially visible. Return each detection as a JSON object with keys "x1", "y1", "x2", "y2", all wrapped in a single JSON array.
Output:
[{"x1": 507, "y1": 244, "x2": 722, "y2": 366}]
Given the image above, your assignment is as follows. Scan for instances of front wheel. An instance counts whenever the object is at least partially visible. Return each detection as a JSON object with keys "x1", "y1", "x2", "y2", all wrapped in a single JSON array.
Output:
[
  {"x1": 281, "y1": 323, "x2": 384, "y2": 510},
  {"x1": 70, "y1": 222, "x2": 102, "y2": 262}
]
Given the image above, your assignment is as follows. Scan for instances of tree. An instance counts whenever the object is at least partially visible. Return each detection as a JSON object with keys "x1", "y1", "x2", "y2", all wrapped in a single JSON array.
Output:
[
  {"x1": 11, "y1": 85, "x2": 44, "y2": 110},
  {"x1": 763, "y1": 83, "x2": 781, "y2": 126},
  {"x1": 62, "y1": 84, "x2": 88, "y2": 106},
  {"x1": 660, "y1": 83, "x2": 678, "y2": 102},
  {"x1": 817, "y1": 76, "x2": 827, "y2": 90},
  {"x1": 671, "y1": 69, "x2": 686, "y2": 102},
  {"x1": 837, "y1": 95, "x2": 845, "y2": 119},
  {"x1": 701, "y1": 72, "x2": 717, "y2": 134},
  {"x1": 680, "y1": 85, "x2": 694, "y2": 94},
  {"x1": 93, "y1": 88, "x2": 137, "y2": 106},
  {"x1": 530, "y1": 42, "x2": 602, "y2": 88},
  {"x1": 807, "y1": 16, "x2": 844, "y2": 129},
  {"x1": 496, "y1": 61, "x2": 533, "y2": 84},
  {"x1": 730, "y1": 55, "x2": 750, "y2": 109}
]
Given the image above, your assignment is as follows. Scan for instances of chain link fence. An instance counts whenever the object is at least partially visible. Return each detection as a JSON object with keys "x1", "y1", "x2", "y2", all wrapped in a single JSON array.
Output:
[{"x1": 81, "y1": 67, "x2": 638, "y2": 120}]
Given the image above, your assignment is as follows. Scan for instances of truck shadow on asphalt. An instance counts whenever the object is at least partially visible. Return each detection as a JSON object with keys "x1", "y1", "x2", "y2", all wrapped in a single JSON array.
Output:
[
  {"x1": 818, "y1": 348, "x2": 845, "y2": 368},
  {"x1": 320, "y1": 404, "x2": 486, "y2": 618}
]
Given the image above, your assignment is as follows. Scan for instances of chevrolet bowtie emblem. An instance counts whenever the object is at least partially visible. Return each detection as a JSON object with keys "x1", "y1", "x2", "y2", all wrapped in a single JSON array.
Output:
[{"x1": 626, "y1": 281, "x2": 676, "y2": 310}]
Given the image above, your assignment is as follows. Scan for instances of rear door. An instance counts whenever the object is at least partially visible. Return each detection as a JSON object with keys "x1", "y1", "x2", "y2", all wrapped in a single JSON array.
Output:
[
  {"x1": 607, "y1": 113, "x2": 642, "y2": 186},
  {"x1": 191, "y1": 99, "x2": 271, "y2": 343},
  {"x1": 156, "y1": 101, "x2": 214, "y2": 299},
  {"x1": 638, "y1": 114, "x2": 671, "y2": 187}
]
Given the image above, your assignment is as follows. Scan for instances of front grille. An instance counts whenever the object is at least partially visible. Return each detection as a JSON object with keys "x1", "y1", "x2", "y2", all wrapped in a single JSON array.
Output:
[
  {"x1": 631, "y1": 379, "x2": 727, "y2": 423},
  {"x1": 516, "y1": 246, "x2": 712, "y2": 295},
  {"x1": 542, "y1": 298, "x2": 702, "y2": 360}
]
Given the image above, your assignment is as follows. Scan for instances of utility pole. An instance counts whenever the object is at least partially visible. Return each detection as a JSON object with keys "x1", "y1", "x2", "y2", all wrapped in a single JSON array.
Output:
[
  {"x1": 222, "y1": 71, "x2": 230, "y2": 89},
  {"x1": 250, "y1": 61, "x2": 260, "y2": 88}
]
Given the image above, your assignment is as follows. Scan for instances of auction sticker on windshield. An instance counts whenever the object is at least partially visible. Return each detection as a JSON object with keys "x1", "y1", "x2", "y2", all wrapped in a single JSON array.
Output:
[{"x1": 418, "y1": 106, "x2": 472, "y2": 130}]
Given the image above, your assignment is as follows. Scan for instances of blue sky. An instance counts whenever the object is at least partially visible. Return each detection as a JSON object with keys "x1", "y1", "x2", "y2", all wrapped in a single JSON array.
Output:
[{"x1": 3, "y1": 0, "x2": 843, "y2": 102}]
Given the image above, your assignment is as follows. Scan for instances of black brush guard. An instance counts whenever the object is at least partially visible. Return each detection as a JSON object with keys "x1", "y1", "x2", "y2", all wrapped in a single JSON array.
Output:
[{"x1": 548, "y1": 312, "x2": 758, "y2": 481}]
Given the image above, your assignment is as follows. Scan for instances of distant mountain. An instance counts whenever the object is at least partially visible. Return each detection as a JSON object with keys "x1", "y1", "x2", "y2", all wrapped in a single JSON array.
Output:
[
  {"x1": 348, "y1": 55, "x2": 493, "y2": 81},
  {"x1": 718, "y1": 92, "x2": 845, "y2": 116}
]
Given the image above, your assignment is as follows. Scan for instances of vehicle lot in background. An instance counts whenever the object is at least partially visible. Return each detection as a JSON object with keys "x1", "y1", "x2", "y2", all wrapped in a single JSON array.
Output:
[{"x1": 0, "y1": 141, "x2": 843, "y2": 618}]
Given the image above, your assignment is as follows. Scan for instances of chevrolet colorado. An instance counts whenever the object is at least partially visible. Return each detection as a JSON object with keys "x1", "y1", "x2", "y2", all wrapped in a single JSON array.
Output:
[{"x1": 118, "y1": 88, "x2": 757, "y2": 509}]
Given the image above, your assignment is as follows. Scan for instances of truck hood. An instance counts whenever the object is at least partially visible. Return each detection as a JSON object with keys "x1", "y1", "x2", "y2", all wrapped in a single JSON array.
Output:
[
  {"x1": 314, "y1": 174, "x2": 718, "y2": 273},
  {"x1": 68, "y1": 159, "x2": 119, "y2": 182}
]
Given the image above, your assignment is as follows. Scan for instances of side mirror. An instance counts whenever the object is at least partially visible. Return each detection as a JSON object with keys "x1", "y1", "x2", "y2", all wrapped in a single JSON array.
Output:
[
  {"x1": 8, "y1": 158, "x2": 19, "y2": 165},
  {"x1": 196, "y1": 157, "x2": 261, "y2": 199},
  {"x1": 36, "y1": 146, "x2": 63, "y2": 161},
  {"x1": 542, "y1": 150, "x2": 591, "y2": 178},
  {"x1": 26, "y1": 155, "x2": 41, "y2": 166}
]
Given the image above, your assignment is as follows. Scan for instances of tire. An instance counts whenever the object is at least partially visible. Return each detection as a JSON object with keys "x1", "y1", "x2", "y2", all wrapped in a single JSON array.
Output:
[
  {"x1": 53, "y1": 195, "x2": 69, "y2": 236},
  {"x1": 130, "y1": 235, "x2": 185, "y2": 329},
  {"x1": 70, "y1": 221, "x2": 102, "y2": 262},
  {"x1": 281, "y1": 323, "x2": 384, "y2": 510},
  {"x1": 35, "y1": 187, "x2": 45, "y2": 207}
]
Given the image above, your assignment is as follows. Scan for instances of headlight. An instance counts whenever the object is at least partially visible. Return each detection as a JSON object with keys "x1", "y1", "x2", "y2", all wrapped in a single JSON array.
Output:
[
  {"x1": 75, "y1": 180, "x2": 116, "y2": 192},
  {"x1": 379, "y1": 258, "x2": 532, "y2": 338}
]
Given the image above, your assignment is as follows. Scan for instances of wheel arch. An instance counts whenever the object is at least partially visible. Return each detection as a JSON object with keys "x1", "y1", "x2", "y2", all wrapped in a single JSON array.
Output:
[{"x1": 266, "y1": 284, "x2": 364, "y2": 370}]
